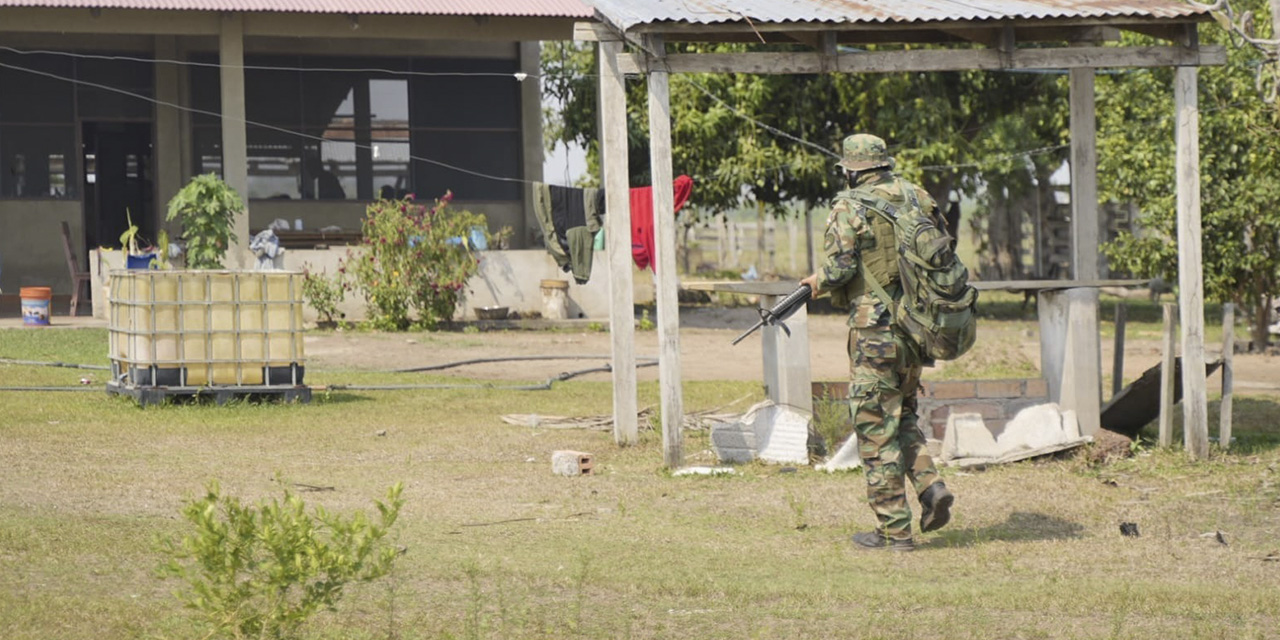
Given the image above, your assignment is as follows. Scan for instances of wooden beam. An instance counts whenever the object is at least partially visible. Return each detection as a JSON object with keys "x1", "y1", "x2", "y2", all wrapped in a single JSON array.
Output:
[
  {"x1": 1070, "y1": 67, "x2": 1100, "y2": 282},
  {"x1": 1175, "y1": 65, "x2": 1209, "y2": 459},
  {"x1": 936, "y1": 27, "x2": 1002, "y2": 47},
  {"x1": 617, "y1": 45, "x2": 1226, "y2": 75},
  {"x1": 1063, "y1": 64, "x2": 1101, "y2": 437},
  {"x1": 645, "y1": 34, "x2": 684, "y2": 469},
  {"x1": 627, "y1": 16, "x2": 1212, "y2": 36},
  {"x1": 598, "y1": 40, "x2": 639, "y2": 446}
]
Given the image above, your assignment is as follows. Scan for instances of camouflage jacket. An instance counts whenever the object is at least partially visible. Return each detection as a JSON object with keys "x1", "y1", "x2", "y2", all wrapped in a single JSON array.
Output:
[{"x1": 819, "y1": 170, "x2": 938, "y2": 328}]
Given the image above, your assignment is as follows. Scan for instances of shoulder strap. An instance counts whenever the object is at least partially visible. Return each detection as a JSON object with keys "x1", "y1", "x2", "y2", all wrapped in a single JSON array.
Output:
[{"x1": 860, "y1": 261, "x2": 898, "y2": 323}]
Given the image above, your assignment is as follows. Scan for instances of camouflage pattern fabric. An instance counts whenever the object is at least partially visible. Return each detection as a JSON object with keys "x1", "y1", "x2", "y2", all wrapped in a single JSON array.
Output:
[
  {"x1": 848, "y1": 324, "x2": 940, "y2": 540},
  {"x1": 818, "y1": 159, "x2": 944, "y2": 542},
  {"x1": 837, "y1": 133, "x2": 895, "y2": 172},
  {"x1": 821, "y1": 170, "x2": 938, "y2": 327}
]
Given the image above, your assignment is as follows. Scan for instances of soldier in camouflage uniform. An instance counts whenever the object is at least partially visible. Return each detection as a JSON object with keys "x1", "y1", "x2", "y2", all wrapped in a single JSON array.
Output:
[{"x1": 800, "y1": 134, "x2": 955, "y2": 552}]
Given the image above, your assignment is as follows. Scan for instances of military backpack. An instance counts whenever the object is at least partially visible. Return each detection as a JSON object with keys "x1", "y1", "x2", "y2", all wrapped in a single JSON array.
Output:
[{"x1": 853, "y1": 180, "x2": 978, "y2": 361}]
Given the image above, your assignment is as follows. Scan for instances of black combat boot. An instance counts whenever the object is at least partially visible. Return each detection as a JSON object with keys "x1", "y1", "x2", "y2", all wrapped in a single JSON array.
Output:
[
  {"x1": 919, "y1": 482, "x2": 954, "y2": 533},
  {"x1": 851, "y1": 529, "x2": 915, "y2": 552}
]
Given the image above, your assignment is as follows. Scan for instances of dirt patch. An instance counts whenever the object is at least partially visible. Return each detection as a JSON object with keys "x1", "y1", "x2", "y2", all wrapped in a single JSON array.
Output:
[{"x1": 302, "y1": 308, "x2": 1280, "y2": 396}]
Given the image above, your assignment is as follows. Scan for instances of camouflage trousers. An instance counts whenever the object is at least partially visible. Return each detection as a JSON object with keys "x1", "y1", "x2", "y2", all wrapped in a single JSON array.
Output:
[{"x1": 848, "y1": 325, "x2": 941, "y2": 539}]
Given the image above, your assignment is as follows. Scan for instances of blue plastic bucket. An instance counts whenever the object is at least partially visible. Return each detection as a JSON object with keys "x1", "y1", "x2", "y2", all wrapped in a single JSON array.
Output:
[
  {"x1": 20, "y1": 286, "x2": 52, "y2": 326},
  {"x1": 126, "y1": 253, "x2": 156, "y2": 269}
]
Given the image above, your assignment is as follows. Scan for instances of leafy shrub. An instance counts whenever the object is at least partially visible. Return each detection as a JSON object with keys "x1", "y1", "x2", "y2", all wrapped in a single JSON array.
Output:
[
  {"x1": 158, "y1": 482, "x2": 405, "y2": 640},
  {"x1": 348, "y1": 192, "x2": 501, "y2": 330},
  {"x1": 166, "y1": 174, "x2": 244, "y2": 269},
  {"x1": 301, "y1": 269, "x2": 345, "y2": 325}
]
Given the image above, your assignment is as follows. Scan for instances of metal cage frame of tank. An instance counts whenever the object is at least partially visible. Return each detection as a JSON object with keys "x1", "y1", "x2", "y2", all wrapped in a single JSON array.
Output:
[{"x1": 107, "y1": 270, "x2": 307, "y2": 390}]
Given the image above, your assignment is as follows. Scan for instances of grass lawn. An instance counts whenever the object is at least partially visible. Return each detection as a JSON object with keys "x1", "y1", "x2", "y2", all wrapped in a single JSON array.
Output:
[{"x1": 0, "y1": 328, "x2": 1278, "y2": 639}]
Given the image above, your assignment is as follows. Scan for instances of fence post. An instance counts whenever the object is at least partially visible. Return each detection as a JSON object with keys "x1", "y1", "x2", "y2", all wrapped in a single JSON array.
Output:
[
  {"x1": 1220, "y1": 302, "x2": 1234, "y2": 450},
  {"x1": 1112, "y1": 302, "x2": 1127, "y2": 398},
  {"x1": 1159, "y1": 302, "x2": 1177, "y2": 448}
]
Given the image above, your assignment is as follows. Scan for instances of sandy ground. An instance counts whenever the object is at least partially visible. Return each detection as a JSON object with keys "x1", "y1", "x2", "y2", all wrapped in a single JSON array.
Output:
[{"x1": 301, "y1": 308, "x2": 1280, "y2": 395}]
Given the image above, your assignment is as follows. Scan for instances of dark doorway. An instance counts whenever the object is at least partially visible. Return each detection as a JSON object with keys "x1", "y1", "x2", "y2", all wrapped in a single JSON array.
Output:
[{"x1": 82, "y1": 122, "x2": 153, "y2": 253}]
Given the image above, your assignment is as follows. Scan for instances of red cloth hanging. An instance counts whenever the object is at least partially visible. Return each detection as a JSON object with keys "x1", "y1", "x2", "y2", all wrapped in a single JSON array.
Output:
[{"x1": 630, "y1": 174, "x2": 694, "y2": 271}]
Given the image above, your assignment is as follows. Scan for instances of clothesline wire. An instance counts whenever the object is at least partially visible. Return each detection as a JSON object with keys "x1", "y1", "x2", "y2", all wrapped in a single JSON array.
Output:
[
  {"x1": 3, "y1": 46, "x2": 1224, "y2": 189},
  {"x1": 0, "y1": 45, "x2": 546, "y2": 80},
  {"x1": 0, "y1": 59, "x2": 534, "y2": 186}
]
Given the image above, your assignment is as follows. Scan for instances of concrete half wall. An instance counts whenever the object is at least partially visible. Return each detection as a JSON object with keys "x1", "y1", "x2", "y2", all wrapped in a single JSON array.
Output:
[
  {"x1": 0, "y1": 201, "x2": 83, "y2": 294},
  {"x1": 288, "y1": 248, "x2": 656, "y2": 324}
]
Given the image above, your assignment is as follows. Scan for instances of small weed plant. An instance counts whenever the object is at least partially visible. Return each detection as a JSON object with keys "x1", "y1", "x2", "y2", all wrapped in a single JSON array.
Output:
[
  {"x1": 348, "y1": 192, "x2": 504, "y2": 330},
  {"x1": 158, "y1": 481, "x2": 405, "y2": 640},
  {"x1": 301, "y1": 269, "x2": 346, "y2": 325}
]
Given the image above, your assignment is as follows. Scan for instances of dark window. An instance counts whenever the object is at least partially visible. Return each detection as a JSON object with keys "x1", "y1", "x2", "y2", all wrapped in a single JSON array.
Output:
[
  {"x1": 410, "y1": 58, "x2": 521, "y2": 201},
  {"x1": 75, "y1": 56, "x2": 154, "y2": 120},
  {"x1": 192, "y1": 126, "x2": 223, "y2": 177},
  {"x1": 187, "y1": 54, "x2": 517, "y2": 202},
  {"x1": 0, "y1": 125, "x2": 77, "y2": 198},
  {"x1": 0, "y1": 52, "x2": 75, "y2": 123}
]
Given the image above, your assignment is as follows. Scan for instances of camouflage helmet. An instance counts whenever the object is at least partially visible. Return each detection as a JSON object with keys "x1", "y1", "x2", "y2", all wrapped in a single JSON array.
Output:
[{"x1": 837, "y1": 133, "x2": 895, "y2": 172}]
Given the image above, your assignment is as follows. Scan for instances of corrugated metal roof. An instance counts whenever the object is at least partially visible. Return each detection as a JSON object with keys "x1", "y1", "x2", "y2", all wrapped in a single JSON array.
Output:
[
  {"x1": 587, "y1": 0, "x2": 1211, "y2": 32},
  {"x1": 0, "y1": 0, "x2": 594, "y2": 17}
]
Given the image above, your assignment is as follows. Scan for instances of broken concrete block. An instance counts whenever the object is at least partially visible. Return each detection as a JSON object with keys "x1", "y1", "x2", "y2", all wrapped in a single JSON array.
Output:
[
  {"x1": 551, "y1": 450, "x2": 594, "y2": 476},
  {"x1": 710, "y1": 400, "x2": 810, "y2": 465},
  {"x1": 817, "y1": 433, "x2": 861, "y2": 472},
  {"x1": 998, "y1": 403, "x2": 1070, "y2": 452},
  {"x1": 942, "y1": 412, "x2": 1001, "y2": 460},
  {"x1": 710, "y1": 419, "x2": 757, "y2": 464}
]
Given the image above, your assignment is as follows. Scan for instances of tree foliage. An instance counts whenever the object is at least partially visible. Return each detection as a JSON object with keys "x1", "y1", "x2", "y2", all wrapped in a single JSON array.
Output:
[
  {"x1": 166, "y1": 173, "x2": 243, "y2": 269},
  {"x1": 1098, "y1": 0, "x2": 1280, "y2": 348},
  {"x1": 541, "y1": 40, "x2": 1067, "y2": 275}
]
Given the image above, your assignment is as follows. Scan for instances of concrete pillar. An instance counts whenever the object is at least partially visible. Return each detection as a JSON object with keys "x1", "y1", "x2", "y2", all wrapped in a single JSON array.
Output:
[
  {"x1": 154, "y1": 35, "x2": 183, "y2": 240},
  {"x1": 219, "y1": 12, "x2": 249, "y2": 269},
  {"x1": 518, "y1": 41, "x2": 543, "y2": 249}
]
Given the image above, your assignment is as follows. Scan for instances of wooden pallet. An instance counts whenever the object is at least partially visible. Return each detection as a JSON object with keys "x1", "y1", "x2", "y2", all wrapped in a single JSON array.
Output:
[{"x1": 107, "y1": 381, "x2": 312, "y2": 406}]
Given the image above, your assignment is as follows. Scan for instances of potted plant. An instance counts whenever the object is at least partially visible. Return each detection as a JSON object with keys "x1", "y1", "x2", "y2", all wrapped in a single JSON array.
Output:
[
  {"x1": 166, "y1": 173, "x2": 242, "y2": 269},
  {"x1": 120, "y1": 210, "x2": 157, "y2": 269}
]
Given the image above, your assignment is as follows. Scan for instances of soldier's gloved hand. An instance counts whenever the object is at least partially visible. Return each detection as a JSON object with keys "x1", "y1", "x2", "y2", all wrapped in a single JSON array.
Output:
[{"x1": 799, "y1": 273, "x2": 821, "y2": 296}]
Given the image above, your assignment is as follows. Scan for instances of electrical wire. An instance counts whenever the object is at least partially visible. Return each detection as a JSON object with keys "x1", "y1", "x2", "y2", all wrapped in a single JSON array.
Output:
[
  {"x1": 0, "y1": 45, "x2": 547, "y2": 79},
  {"x1": 0, "y1": 58, "x2": 533, "y2": 186}
]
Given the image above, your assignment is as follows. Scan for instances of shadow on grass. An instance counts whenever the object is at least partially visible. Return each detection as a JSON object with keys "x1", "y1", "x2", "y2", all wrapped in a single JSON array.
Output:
[{"x1": 929, "y1": 511, "x2": 1086, "y2": 548}]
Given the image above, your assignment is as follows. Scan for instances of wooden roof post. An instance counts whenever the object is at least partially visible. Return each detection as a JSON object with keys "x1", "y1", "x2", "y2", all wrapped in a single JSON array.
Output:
[
  {"x1": 598, "y1": 39, "x2": 639, "y2": 446},
  {"x1": 1065, "y1": 65, "x2": 1101, "y2": 437},
  {"x1": 645, "y1": 34, "x2": 684, "y2": 469},
  {"x1": 1175, "y1": 60, "x2": 1209, "y2": 459}
]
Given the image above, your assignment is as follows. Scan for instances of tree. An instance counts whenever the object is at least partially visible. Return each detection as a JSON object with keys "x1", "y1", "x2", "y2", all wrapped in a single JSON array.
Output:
[
  {"x1": 540, "y1": 41, "x2": 1068, "y2": 277},
  {"x1": 1098, "y1": 0, "x2": 1280, "y2": 350}
]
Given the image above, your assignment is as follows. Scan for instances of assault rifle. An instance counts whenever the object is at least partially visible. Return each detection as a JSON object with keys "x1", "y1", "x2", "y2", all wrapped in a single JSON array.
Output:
[{"x1": 730, "y1": 284, "x2": 812, "y2": 346}]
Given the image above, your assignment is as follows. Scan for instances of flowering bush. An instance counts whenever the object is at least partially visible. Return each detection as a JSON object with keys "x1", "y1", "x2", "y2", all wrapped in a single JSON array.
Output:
[
  {"x1": 301, "y1": 268, "x2": 345, "y2": 326},
  {"x1": 347, "y1": 193, "x2": 500, "y2": 330}
]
